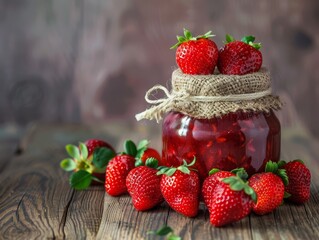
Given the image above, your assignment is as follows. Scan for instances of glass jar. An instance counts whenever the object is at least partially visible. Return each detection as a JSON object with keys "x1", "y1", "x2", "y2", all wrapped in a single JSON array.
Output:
[{"x1": 162, "y1": 110, "x2": 281, "y2": 181}]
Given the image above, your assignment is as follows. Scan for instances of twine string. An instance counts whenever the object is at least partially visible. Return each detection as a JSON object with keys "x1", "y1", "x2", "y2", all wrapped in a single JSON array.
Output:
[{"x1": 135, "y1": 84, "x2": 272, "y2": 122}]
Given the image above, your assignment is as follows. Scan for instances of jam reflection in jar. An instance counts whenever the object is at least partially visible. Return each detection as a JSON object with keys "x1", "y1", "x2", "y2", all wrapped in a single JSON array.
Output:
[{"x1": 162, "y1": 110, "x2": 281, "y2": 181}]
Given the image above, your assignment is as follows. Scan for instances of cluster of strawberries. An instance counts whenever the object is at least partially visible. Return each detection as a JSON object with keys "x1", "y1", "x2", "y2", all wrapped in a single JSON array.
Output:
[
  {"x1": 171, "y1": 29, "x2": 262, "y2": 75},
  {"x1": 60, "y1": 138, "x2": 311, "y2": 227}
]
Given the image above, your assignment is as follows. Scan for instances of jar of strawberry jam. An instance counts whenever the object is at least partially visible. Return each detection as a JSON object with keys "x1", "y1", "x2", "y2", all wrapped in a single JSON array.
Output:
[
  {"x1": 136, "y1": 68, "x2": 282, "y2": 180},
  {"x1": 162, "y1": 110, "x2": 281, "y2": 180}
]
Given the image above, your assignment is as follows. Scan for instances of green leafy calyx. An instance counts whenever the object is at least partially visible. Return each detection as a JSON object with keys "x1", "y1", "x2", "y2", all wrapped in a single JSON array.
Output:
[
  {"x1": 157, "y1": 157, "x2": 196, "y2": 176},
  {"x1": 124, "y1": 139, "x2": 150, "y2": 160},
  {"x1": 145, "y1": 158, "x2": 159, "y2": 169},
  {"x1": 241, "y1": 35, "x2": 261, "y2": 50},
  {"x1": 225, "y1": 34, "x2": 235, "y2": 43},
  {"x1": 265, "y1": 161, "x2": 289, "y2": 186},
  {"x1": 209, "y1": 168, "x2": 220, "y2": 175},
  {"x1": 170, "y1": 28, "x2": 215, "y2": 49},
  {"x1": 222, "y1": 171, "x2": 257, "y2": 202}
]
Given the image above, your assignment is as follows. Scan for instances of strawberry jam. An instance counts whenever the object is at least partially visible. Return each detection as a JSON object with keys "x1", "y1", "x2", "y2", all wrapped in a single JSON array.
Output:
[{"x1": 162, "y1": 110, "x2": 280, "y2": 180}]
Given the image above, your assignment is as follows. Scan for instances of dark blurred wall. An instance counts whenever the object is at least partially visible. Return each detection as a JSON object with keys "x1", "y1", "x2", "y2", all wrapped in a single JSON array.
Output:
[{"x1": 0, "y1": 0, "x2": 318, "y2": 135}]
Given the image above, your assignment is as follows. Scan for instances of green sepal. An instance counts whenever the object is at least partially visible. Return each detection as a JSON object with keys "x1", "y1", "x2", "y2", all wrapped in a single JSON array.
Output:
[
  {"x1": 60, "y1": 158, "x2": 76, "y2": 171},
  {"x1": 79, "y1": 142, "x2": 88, "y2": 160},
  {"x1": 294, "y1": 159, "x2": 305, "y2": 164},
  {"x1": 137, "y1": 139, "x2": 149, "y2": 151},
  {"x1": 226, "y1": 34, "x2": 235, "y2": 43},
  {"x1": 284, "y1": 191, "x2": 292, "y2": 198},
  {"x1": 265, "y1": 160, "x2": 278, "y2": 173},
  {"x1": 124, "y1": 140, "x2": 137, "y2": 157},
  {"x1": 92, "y1": 147, "x2": 116, "y2": 169},
  {"x1": 241, "y1": 35, "x2": 255, "y2": 44},
  {"x1": 277, "y1": 169, "x2": 289, "y2": 186},
  {"x1": 241, "y1": 35, "x2": 261, "y2": 49},
  {"x1": 69, "y1": 170, "x2": 92, "y2": 190},
  {"x1": 231, "y1": 168, "x2": 248, "y2": 181},
  {"x1": 277, "y1": 160, "x2": 287, "y2": 168},
  {"x1": 65, "y1": 144, "x2": 80, "y2": 159},
  {"x1": 135, "y1": 159, "x2": 143, "y2": 167},
  {"x1": 209, "y1": 168, "x2": 220, "y2": 175},
  {"x1": 265, "y1": 161, "x2": 289, "y2": 186},
  {"x1": 165, "y1": 168, "x2": 177, "y2": 176},
  {"x1": 145, "y1": 158, "x2": 158, "y2": 169},
  {"x1": 178, "y1": 165, "x2": 190, "y2": 174},
  {"x1": 222, "y1": 175, "x2": 257, "y2": 202},
  {"x1": 135, "y1": 139, "x2": 149, "y2": 159},
  {"x1": 170, "y1": 28, "x2": 215, "y2": 49}
]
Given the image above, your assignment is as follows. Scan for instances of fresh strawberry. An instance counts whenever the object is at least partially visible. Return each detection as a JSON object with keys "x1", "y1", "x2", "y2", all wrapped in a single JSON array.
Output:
[
  {"x1": 202, "y1": 169, "x2": 235, "y2": 209},
  {"x1": 171, "y1": 28, "x2": 218, "y2": 75},
  {"x1": 105, "y1": 154, "x2": 136, "y2": 196},
  {"x1": 140, "y1": 148, "x2": 161, "y2": 164},
  {"x1": 206, "y1": 169, "x2": 256, "y2": 227},
  {"x1": 248, "y1": 161, "x2": 287, "y2": 215},
  {"x1": 158, "y1": 158, "x2": 200, "y2": 217},
  {"x1": 60, "y1": 139, "x2": 116, "y2": 190},
  {"x1": 217, "y1": 34, "x2": 262, "y2": 75},
  {"x1": 281, "y1": 160, "x2": 311, "y2": 204},
  {"x1": 85, "y1": 139, "x2": 115, "y2": 156},
  {"x1": 126, "y1": 158, "x2": 163, "y2": 211}
]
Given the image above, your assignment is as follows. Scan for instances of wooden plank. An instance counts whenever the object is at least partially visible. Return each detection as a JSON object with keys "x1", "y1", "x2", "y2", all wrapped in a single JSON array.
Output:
[
  {"x1": 0, "y1": 124, "x2": 115, "y2": 239},
  {"x1": 96, "y1": 196, "x2": 169, "y2": 239}
]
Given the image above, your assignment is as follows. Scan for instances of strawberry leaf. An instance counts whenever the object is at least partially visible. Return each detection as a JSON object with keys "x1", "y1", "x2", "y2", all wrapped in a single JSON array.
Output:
[
  {"x1": 277, "y1": 169, "x2": 289, "y2": 186},
  {"x1": 241, "y1": 35, "x2": 255, "y2": 44},
  {"x1": 156, "y1": 167, "x2": 169, "y2": 175},
  {"x1": 209, "y1": 168, "x2": 220, "y2": 175},
  {"x1": 124, "y1": 140, "x2": 137, "y2": 157},
  {"x1": 184, "y1": 28, "x2": 192, "y2": 39},
  {"x1": 277, "y1": 160, "x2": 287, "y2": 168},
  {"x1": 135, "y1": 159, "x2": 143, "y2": 167},
  {"x1": 69, "y1": 170, "x2": 92, "y2": 190},
  {"x1": 265, "y1": 161, "x2": 278, "y2": 173},
  {"x1": 294, "y1": 159, "x2": 305, "y2": 164},
  {"x1": 226, "y1": 34, "x2": 235, "y2": 43},
  {"x1": 137, "y1": 139, "x2": 149, "y2": 150},
  {"x1": 147, "y1": 225, "x2": 181, "y2": 240},
  {"x1": 178, "y1": 166, "x2": 190, "y2": 174},
  {"x1": 93, "y1": 147, "x2": 115, "y2": 169},
  {"x1": 79, "y1": 142, "x2": 88, "y2": 160},
  {"x1": 66, "y1": 144, "x2": 80, "y2": 159},
  {"x1": 230, "y1": 181, "x2": 245, "y2": 191},
  {"x1": 168, "y1": 235, "x2": 182, "y2": 240},
  {"x1": 284, "y1": 191, "x2": 292, "y2": 198},
  {"x1": 60, "y1": 158, "x2": 76, "y2": 171},
  {"x1": 155, "y1": 225, "x2": 173, "y2": 236},
  {"x1": 145, "y1": 158, "x2": 158, "y2": 169},
  {"x1": 233, "y1": 168, "x2": 248, "y2": 181},
  {"x1": 165, "y1": 168, "x2": 177, "y2": 176}
]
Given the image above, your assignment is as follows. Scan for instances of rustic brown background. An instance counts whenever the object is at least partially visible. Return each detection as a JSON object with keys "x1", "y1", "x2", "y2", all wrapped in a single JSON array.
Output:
[{"x1": 0, "y1": 0, "x2": 318, "y2": 136}]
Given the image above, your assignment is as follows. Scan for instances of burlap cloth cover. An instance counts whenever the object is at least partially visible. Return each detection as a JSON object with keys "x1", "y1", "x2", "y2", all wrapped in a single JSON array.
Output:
[{"x1": 135, "y1": 67, "x2": 282, "y2": 122}]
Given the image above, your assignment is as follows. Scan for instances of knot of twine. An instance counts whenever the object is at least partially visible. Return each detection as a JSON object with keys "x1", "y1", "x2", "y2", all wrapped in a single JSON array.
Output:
[{"x1": 135, "y1": 84, "x2": 272, "y2": 122}]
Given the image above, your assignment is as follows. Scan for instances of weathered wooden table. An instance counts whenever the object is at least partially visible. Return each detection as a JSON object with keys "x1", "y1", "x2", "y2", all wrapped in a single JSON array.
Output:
[{"x1": 0, "y1": 100, "x2": 319, "y2": 239}]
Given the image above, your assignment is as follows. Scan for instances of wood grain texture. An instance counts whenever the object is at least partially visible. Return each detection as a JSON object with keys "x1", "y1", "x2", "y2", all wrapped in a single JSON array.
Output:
[
  {"x1": 0, "y1": 0, "x2": 318, "y2": 140},
  {"x1": 0, "y1": 124, "x2": 115, "y2": 239}
]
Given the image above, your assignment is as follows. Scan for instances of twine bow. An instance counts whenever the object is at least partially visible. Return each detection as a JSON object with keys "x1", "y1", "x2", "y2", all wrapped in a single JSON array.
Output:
[{"x1": 135, "y1": 85, "x2": 272, "y2": 122}]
